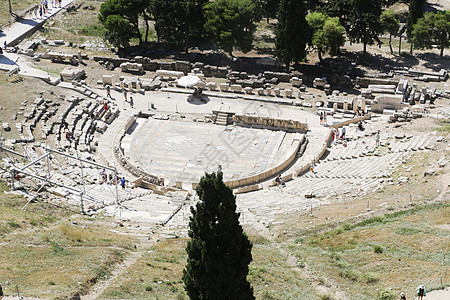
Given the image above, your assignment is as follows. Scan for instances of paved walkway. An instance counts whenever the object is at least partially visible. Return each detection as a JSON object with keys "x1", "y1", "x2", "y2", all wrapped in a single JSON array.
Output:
[{"x1": 0, "y1": 0, "x2": 74, "y2": 47}]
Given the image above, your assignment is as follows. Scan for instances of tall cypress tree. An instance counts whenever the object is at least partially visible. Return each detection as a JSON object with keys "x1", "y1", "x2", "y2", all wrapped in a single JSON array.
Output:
[
  {"x1": 406, "y1": 0, "x2": 426, "y2": 53},
  {"x1": 182, "y1": 169, "x2": 254, "y2": 300},
  {"x1": 275, "y1": 0, "x2": 310, "y2": 72}
]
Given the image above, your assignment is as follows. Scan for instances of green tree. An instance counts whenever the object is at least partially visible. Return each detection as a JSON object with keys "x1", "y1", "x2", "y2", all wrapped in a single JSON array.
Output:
[
  {"x1": 183, "y1": 169, "x2": 254, "y2": 300},
  {"x1": 406, "y1": 0, "x2": 426, "y2": 38},
  {"x1": 380, "y1": 10, "x2": 400, "y2": 55},
  {"x1": 261, "y1": 0, "x2": 280, "y2": 23},
  {"x1": 103, "y1": 14, "x2": 135, "y2": 48},
  {"x1": 151, "y1": 0, "x2": 207, "y2": 50},
  {"x1": 323, "y1": 18, "x2": 346, "y2": 55},
  {"x1": 204, "y1": 0, "x2": 258, "y2": 56},
  {"x1": 275, "y1": 0, "x2": 310, "y2": 72},
  {"x1": 412, "y1": 11, "x2": 450, "y2": 57},
  {"x1": 152, "y1": 0, "x2": 187, "y2": 45},
  {"x1": 99, "y1": 0, "x2": 151, "y2": 46},
  {"x1": 406, "y1": 0, "x2": 426, "y2": 53},
  {"x1": 328, "y1": 0, "x2": 384, "y2": 54},
  {"x1": 306, "y1": 12, "x2": 345, "y2": 62}
]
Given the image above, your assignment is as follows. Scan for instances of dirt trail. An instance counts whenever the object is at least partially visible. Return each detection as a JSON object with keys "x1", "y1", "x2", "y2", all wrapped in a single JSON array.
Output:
[
  {"x1": 80, "y1": 223, "x2": 159, "y2": 300},
  {"x1": 80, "y1": 244, "x2": 148, "y2": 300}
]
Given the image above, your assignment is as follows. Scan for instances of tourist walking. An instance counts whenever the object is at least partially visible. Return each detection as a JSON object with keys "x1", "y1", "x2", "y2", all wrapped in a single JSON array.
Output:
[
  {"x1": 341, "y1": 127, "x2": 346, "y2": 139},
  {"x1": 100, "y1": 168, "x2": 107, "y2": 184},
  {"x1": 123, "y1": 89, "x2": 127, "y2": 102},
  {"x1": 106, "y1": 85, "x2": 111, "y2": 98},
  {"x1": 375, "y1": 130, "x2": 381, "y2": 147},
  {"x1": 120, "y1": 177, "x2": 126, "y2": 189},
  {"x1": 275, "y1": 175, "x2": 285, "y2": 189},
  {"x1": 130, "y1": 96, "x2": 134, "y2": 108},
  {"x1": 416, "y1": 285, "x2": 426, "y2": 300}
]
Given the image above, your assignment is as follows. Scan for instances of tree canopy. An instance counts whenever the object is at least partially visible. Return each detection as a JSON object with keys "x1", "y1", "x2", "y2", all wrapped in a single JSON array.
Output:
[
  {"x1": 204, "y1": 0, "x2": 258, "y2": 55},
  {"x1": 407, "y1": 0, "x2": 426, "y2": 39},
  {"x1": 99, "y1": 0, "x2": 151, "y2": 46},
  {"x1": 306, "y1": 12, "x2": 346, "y2": 61},
  {"x1": 151, "y1": 0, "x2": 207, "y2": 49},
  {"x1": 275, "y1": 0, "x2": 310, "y2": 72},
  {"x1": 380, "y1": 9, "x2": 400, "y2": 55},
  {"x1": 412, "y1": 10, "x2": 450, "y2": 57},
  {"x1": 183, "y1": 169, "x2": 254, "y2": 300},
  {"x1": 103, "y1": 14, "x2": 135, "y2": 48},
  {"x1": 260, "y1": 0, "x2": 280, "y2": 23},
  {"x1": 328, "y1": 0, "x2": 384, "y2": 54}
]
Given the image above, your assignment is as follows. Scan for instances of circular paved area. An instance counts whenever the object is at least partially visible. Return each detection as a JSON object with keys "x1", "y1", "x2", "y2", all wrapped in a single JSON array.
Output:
[{"x1": 122, "y1": 117, "x2": 301, "y2": 185}]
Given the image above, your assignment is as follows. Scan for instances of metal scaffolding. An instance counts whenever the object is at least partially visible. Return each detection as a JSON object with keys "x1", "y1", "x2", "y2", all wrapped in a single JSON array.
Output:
[{"x1": 0, "y1": 144, "x2": 120, "y2": 214}]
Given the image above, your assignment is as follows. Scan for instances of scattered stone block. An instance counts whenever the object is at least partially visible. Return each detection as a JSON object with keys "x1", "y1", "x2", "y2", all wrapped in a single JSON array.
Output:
[
  {"x1": 285, "y1": 89, "x2": 293, "y2": 98},
  {"x1": 424, "y1": 169, "x2": 435, "y2": 176},
  {"x1": 120, "y1": 62, "x2": 144, "y2": 74},
  {"x1": 156, "y1": 70, "x2": 184, "y2": 79},
  {"x1": 290, "y1": 77, "x2": 302, "y2": 87},
  {"x1": 313, "y1": 77, "x2": 327, "y2": 89},
  {"x1": 220, "y1": 83, "x2": 229, "y2": 91},
  {"x1": 206, "y1": 82, "x2": 217, "y2": 90},
  {"x1": 230, "y1": 84, "x2": 243, "y2": 93},
  {"x1": 102, "y1": 75, "x2": 116, "y2": 86},
  {"x1": 60, "y1": 67, "x2": 85, "y2": 82}
]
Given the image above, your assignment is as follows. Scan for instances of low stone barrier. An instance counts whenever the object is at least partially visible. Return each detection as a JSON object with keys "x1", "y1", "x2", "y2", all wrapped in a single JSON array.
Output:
[
  {"x1": 233, "y1": 114, "x2": 308, "y2": 133},
  {"x1": 156, "y1": 70, "x2": 184, "y2": 79},
  {"x1": 225, "y1": 136, "x2": 303, "y2": 189}
]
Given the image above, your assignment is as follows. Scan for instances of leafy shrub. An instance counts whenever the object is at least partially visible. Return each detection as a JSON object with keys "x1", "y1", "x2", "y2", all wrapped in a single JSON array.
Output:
[
  {"x1": 92, "y1": 266, "x2": 109, "y2": 279},
  {"x1": 339, "y1": 268, "x2": 360, "y2": 281},
  {"x1": 50, "y1": 241, "x2": 64, "y2": 254},
  {"x1": 7, "y1": 221, "x2": 21, "y2": 229},
  {"x1": 260, "y1": 290, "x2": 276, "y2": 300},
  {"x1": 294, "y1": 237, "x2": 304, "y2": 244},
  {"x1": 145, "y1": 285, "x2": 153, "y2": 292},
  {"x1": 320, "y1": 293, "x2": 335, "y2": 300},
  {"x1": 373, "y1": 245, "x2": 384, "y2": 254},
  {"x1": 341, "y1": 223, "x2": 351, "y2": 231},
  {"x1": 364, "y1": 272, "x2": 380, "y2": 283},
  {"x1": 377, "y1": 289, "x2": 396, "y2": 300}
]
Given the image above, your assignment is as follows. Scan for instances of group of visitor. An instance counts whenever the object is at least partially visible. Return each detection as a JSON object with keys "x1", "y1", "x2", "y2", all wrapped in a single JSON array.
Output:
[
  {"x1": 99, "y1": 168, "x2": 127, "y2": 189},
  {"x1": 30, "y1": 0, "x2": 63, "y2": 20},
  {"x1": 319, "y1": 111, "x2": 327, "y2": 125},
  {"x1": 330, "y1": 127, "x2": 346, "y2": 143}
]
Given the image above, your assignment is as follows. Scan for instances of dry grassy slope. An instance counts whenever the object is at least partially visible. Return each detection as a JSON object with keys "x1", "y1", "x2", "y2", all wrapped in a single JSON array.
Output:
[{"x1": 0, "y1": 181, "x2": 141, "y2": 299}]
